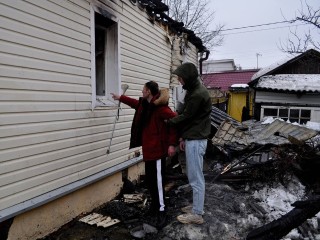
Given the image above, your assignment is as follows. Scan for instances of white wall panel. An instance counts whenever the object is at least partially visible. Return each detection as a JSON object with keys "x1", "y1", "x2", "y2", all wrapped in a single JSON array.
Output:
[
  {"x1": 0, "y1": 0, "x2": 198, "y2": 214},
  {"x1": 256, "y1": 91, "x2": 320, "y2": 106}
]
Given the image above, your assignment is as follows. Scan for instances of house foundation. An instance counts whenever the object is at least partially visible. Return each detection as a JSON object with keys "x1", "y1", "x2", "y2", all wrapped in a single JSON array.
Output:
[{"x1": 7, "y1": 162, "x2": 144, "y2": 240}]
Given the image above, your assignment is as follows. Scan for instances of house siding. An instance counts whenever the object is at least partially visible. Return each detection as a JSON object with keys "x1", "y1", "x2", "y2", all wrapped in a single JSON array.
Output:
[
  {"x1": 0, "y1": 0, "x2": 178, "y2": 216},
  {"x1": 0, "y1": 0, "x2": 93, "y2": 212},
  {"x1": 256, "y1": 91, "x2": 320, "y2": 122},
  {"x1": 255, "y1": 91, "x2": 320, "y2": 106},
  {"x1": 119, "y1": 1, "x2": 172, "y2": 91}
]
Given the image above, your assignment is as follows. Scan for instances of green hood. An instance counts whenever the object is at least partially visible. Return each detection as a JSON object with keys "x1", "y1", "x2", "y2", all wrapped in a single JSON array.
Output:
[{"x1": 173, "y1": 62, "x2": 199, "y2": 91}]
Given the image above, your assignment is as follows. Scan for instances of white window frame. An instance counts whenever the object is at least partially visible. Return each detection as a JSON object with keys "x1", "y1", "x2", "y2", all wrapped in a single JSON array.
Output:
[
  {"x1": 90, "y1": 2, "x2": 121, "y2": 109},
  {"x1": 261, "y1": 106, "x2": 314, "y2": 124}
]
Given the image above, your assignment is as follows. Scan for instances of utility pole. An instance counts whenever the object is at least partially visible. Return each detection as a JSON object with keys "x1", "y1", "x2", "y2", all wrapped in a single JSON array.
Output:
[{"x1": 256, "y1": 53, "x2": 262, "y2": 69}]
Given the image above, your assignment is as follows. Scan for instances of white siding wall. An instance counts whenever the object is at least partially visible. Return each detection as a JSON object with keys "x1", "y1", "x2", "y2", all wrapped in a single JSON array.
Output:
[
  {"x1": 185, "y1": 43, "x2": 199, "y2": 66},
  {"x1": 313, "y1": 109, "x2": 320, "y2": 122},
  {"x1": 118, "y1": 1, "x2": 172, "y2": 93},
  {"x1": 256, "y1": 91, "x2": 320, "y2": 106},
  {"x1": 0, "y1": 0, "x2": 179, "y2": 213},
  {"x1": 202, "y1": 60, "x2": 235, "y2": 73}
]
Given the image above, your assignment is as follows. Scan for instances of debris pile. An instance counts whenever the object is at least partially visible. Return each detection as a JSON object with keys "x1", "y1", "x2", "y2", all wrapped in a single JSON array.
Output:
[
  {"x1": 42, "y1": 117, "x2": 320, "y2": 240},
  {"x1": 79, "y1": 213, "x2": 120, "y2": 228},
  {"x1": 207, "y1": 117, "x2": 320, "y2": 240}
]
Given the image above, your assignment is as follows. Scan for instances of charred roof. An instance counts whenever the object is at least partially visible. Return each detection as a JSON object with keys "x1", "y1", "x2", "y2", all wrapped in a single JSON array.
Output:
[{"x1": 127, "y1": 0, "x2": 207, "y2": 52}]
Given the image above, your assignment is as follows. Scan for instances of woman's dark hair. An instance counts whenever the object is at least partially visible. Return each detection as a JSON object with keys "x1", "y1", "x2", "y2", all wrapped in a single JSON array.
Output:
[{"x1": 145, "y1": 81, "x2": 159, "y2": 96}]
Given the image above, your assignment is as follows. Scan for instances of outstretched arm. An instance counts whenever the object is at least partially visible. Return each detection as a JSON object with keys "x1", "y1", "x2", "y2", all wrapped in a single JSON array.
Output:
[
  {"x1": 110, "y1": 93, "x2": 140, "y2": 109},
  {"x1": 111, "y1": 93, "x2": 120, "y2": 101}
]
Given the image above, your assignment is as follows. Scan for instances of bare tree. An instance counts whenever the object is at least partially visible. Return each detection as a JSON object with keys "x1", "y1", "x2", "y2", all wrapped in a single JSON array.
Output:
[
  {"x1": 165, "y1": 0, "x2": 224, "y2": 50},
  {"x1": 280, "y1": 0, "x2": 320, "y2": 54}
]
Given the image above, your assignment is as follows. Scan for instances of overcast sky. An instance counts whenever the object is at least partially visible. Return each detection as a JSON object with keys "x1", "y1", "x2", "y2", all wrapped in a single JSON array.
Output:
[{"x1": 208, "y1": 0, "x2": 319, "y2": 69}]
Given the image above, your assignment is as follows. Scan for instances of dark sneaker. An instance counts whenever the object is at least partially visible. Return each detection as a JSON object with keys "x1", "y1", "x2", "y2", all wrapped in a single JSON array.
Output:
[
  {"x1": 177, "y1": 213, "x2": 204, "y2": 224},
  {"x1": 156, "y1": 211, "x2": 167, "y2": 229}
]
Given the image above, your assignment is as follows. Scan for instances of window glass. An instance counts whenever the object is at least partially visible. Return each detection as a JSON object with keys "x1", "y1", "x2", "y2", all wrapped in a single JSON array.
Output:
[
  {"x1": 301, "y1": 110, "x2": 311, "y2": 118},
  {"x1": 290, "y1": 109, "x2": 299, "y2": 118},
  {"x1": 289, "y1": 109, "x2": 299, "y2": 123},
  {"x1": 262, "y1": 107, "x2": 312, "y2": 124},
  {"x1": 92, "y1": 9, "x2": 119, "y2": 107},
  {"x1": 264, "y1": 108, "x2": 278, "y2": 117},
  {"x1": 300, "y1": 118, "x2": 309, "y2": 124},
  {"x1": 279, "y1": 109, "x2": 288, "y2": 117},
  {"x1": 95, "y1": 27, "x2": 105, "y2": 96}
]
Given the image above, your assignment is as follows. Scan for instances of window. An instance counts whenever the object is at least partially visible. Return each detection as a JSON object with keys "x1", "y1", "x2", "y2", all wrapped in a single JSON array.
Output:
[
  {"x1": 279, "y1": 109, "x2": 288, "y2": 121},
  {"x1": 289, "y1": 109, "x2": 299, "y2": 123},
  {"x1": 300, "y1": 110, "x2": 311, "y2": 124},
  {"x1": 262, "y1": 106, "x2": 311, "y2": 124},
  {"x1": 264, "y1": 108, "x2": 278, "y2": 118},
  {"x1": 91, "y1": 5, "x2": 120, "y2": 108}
]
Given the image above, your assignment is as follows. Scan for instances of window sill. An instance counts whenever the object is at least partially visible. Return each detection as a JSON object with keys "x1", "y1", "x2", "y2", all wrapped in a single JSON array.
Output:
[{"x1": 95, "y1": 97, "x2": 116, "y2": 108}]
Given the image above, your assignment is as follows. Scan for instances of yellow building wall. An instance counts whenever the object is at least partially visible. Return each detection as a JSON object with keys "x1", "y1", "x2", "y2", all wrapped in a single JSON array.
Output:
[{"x1": 227, "y1": 91, "x2": 248, "y2": 122}]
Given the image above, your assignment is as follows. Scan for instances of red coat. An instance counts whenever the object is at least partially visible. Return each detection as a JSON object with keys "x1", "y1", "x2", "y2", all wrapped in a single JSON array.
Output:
[{"x1": 120, "y1": 89, "x2": 177, "y2": 161}]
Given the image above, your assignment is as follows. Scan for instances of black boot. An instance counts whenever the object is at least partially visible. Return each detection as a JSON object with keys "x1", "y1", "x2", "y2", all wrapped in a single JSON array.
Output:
[
  {"x1": 156, "y1": 211, "x2": 167, "y2": 230},
  {"x1": 144, "y1": 204, "x2": 157, "y2": 217}
]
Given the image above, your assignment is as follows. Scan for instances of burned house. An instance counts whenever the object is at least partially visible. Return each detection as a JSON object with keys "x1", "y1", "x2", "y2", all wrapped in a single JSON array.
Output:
[
  {"x1": 0, "y1": 0, "x2": 208, "y2": 239},
  {"x1": 249, "y1": 49, "x2": 320, "y2": 123}
]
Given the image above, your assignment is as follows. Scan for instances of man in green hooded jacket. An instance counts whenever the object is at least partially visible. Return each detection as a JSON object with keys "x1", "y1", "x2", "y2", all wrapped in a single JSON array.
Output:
[{"x1": 169, "y1": 62, "x2": 211, "y2": 224}]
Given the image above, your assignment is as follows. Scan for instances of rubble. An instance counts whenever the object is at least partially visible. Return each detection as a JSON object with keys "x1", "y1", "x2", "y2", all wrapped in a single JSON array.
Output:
[
  {"x1": 41, "y1": 116, "x2": 320, "y2": 240},
  {"x1": 79, "y1": 213, "x2": 120, "y2": 228}
]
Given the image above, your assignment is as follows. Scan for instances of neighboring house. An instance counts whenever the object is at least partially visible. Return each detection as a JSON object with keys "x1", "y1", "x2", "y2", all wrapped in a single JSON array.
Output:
[
  {"x1": 0, "y1": 1, "x2": 207, "y2": 239},
  {"x1": 249, "y1": 49, "x2": 320, "y2": 123},
  {"x1": 202, "y1": 59, "x2": 236, "y2": 74},
  {"x1": 202, "y1": 69, "x2": 259, "y2": 121}
]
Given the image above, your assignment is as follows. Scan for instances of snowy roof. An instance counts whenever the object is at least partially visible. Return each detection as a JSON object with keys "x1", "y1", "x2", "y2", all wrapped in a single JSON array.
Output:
[
  {"x1": 230, "y1": 84, "x2": 248, "y2": 88},
  {"x1": 255, "y1": 74, "x2": 320, "y2": 93},
  {"x1": 251, "y1": 54, "x2": 296, "y2": 81}
]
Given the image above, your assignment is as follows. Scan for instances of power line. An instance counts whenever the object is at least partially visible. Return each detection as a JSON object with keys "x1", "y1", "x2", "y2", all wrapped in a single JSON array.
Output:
[
  {"x1": 220, "y1": 19, "x2": 297, "y2": 32},
  {"x1": 220, "y1": 23, "x2": 308, "y2": 36},
  {"x1": 205, "y1": 15, "x2": 320, "y2": 34}
]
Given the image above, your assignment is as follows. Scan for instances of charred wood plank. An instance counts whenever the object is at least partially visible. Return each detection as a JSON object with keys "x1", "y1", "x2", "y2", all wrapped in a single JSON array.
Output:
[
  {"x1": 246, "y1": 196, "x2": 320, "y2": 240},
  {"x1": 212, "y1": 145, "x2": 266, "y2": 182}
]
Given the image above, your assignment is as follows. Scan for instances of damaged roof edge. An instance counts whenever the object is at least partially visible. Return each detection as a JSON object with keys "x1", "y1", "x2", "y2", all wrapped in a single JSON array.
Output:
[
  {"x1": 210, "y1": 106, "x2": 245, "y2": 130},
  {"x1": 212, "y1": 119, "x2": 319, "y2": 148},
  {"x1": 127, "y1": 0, "x2": 207, "y2": 52}
]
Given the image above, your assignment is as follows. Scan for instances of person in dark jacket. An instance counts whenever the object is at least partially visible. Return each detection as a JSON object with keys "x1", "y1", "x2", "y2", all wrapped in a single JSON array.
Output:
[
  {"x1": 169, "y1": 62, "x2": 212, "y2": 224},
  {"x1": 111, "y1": 81, "x2": 177, "y2": 229}
]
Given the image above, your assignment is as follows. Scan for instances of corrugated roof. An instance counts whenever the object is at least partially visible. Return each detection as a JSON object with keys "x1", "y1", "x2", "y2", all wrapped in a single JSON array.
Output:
[
  {"x1": 203, "y1": 70, "x2": 258, "y2": 91},
  {"x1": 211, "y1": 120, "x2": 249, "y2": 147},
  {"x1": 212, "y1": 119, "x2": 319, "y2": 148},
  {"x1": 255, "y1": 74, "x2": 320, "y2": 93},
  {"x1": 253, "y1": 119, "x2": 318, "y2": 145},
  {"x1": 210, "y1": 106, "x2": 244, "y2": 129}
]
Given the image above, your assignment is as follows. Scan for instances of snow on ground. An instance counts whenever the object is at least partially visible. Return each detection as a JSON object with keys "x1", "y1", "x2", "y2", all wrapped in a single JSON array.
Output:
[
  {"x1": 252, "y1": 176, "x2": 305, "y2": 221},
  {"x1": 158, "y1": 174, "x2": 319, "y2": 240},
  {"x1": 306, "y1": 121, "x2": 320, "y2": 131}
]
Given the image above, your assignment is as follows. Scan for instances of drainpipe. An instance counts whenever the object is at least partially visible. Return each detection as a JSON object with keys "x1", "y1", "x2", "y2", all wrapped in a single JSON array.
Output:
[{"x1": 199, "y1": 49, "x2": 210, "y2": 76}]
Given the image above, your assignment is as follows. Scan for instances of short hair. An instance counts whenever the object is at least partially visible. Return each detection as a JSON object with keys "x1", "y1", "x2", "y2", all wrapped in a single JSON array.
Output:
[{"x1": 145, "y1": 81, "x2": 159, "y2": 96}]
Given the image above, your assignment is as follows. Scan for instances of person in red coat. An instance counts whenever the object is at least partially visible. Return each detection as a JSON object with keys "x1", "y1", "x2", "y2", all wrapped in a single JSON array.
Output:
[{"x1": 111, "y1": 81, "x2": 177, "y2": 229}]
